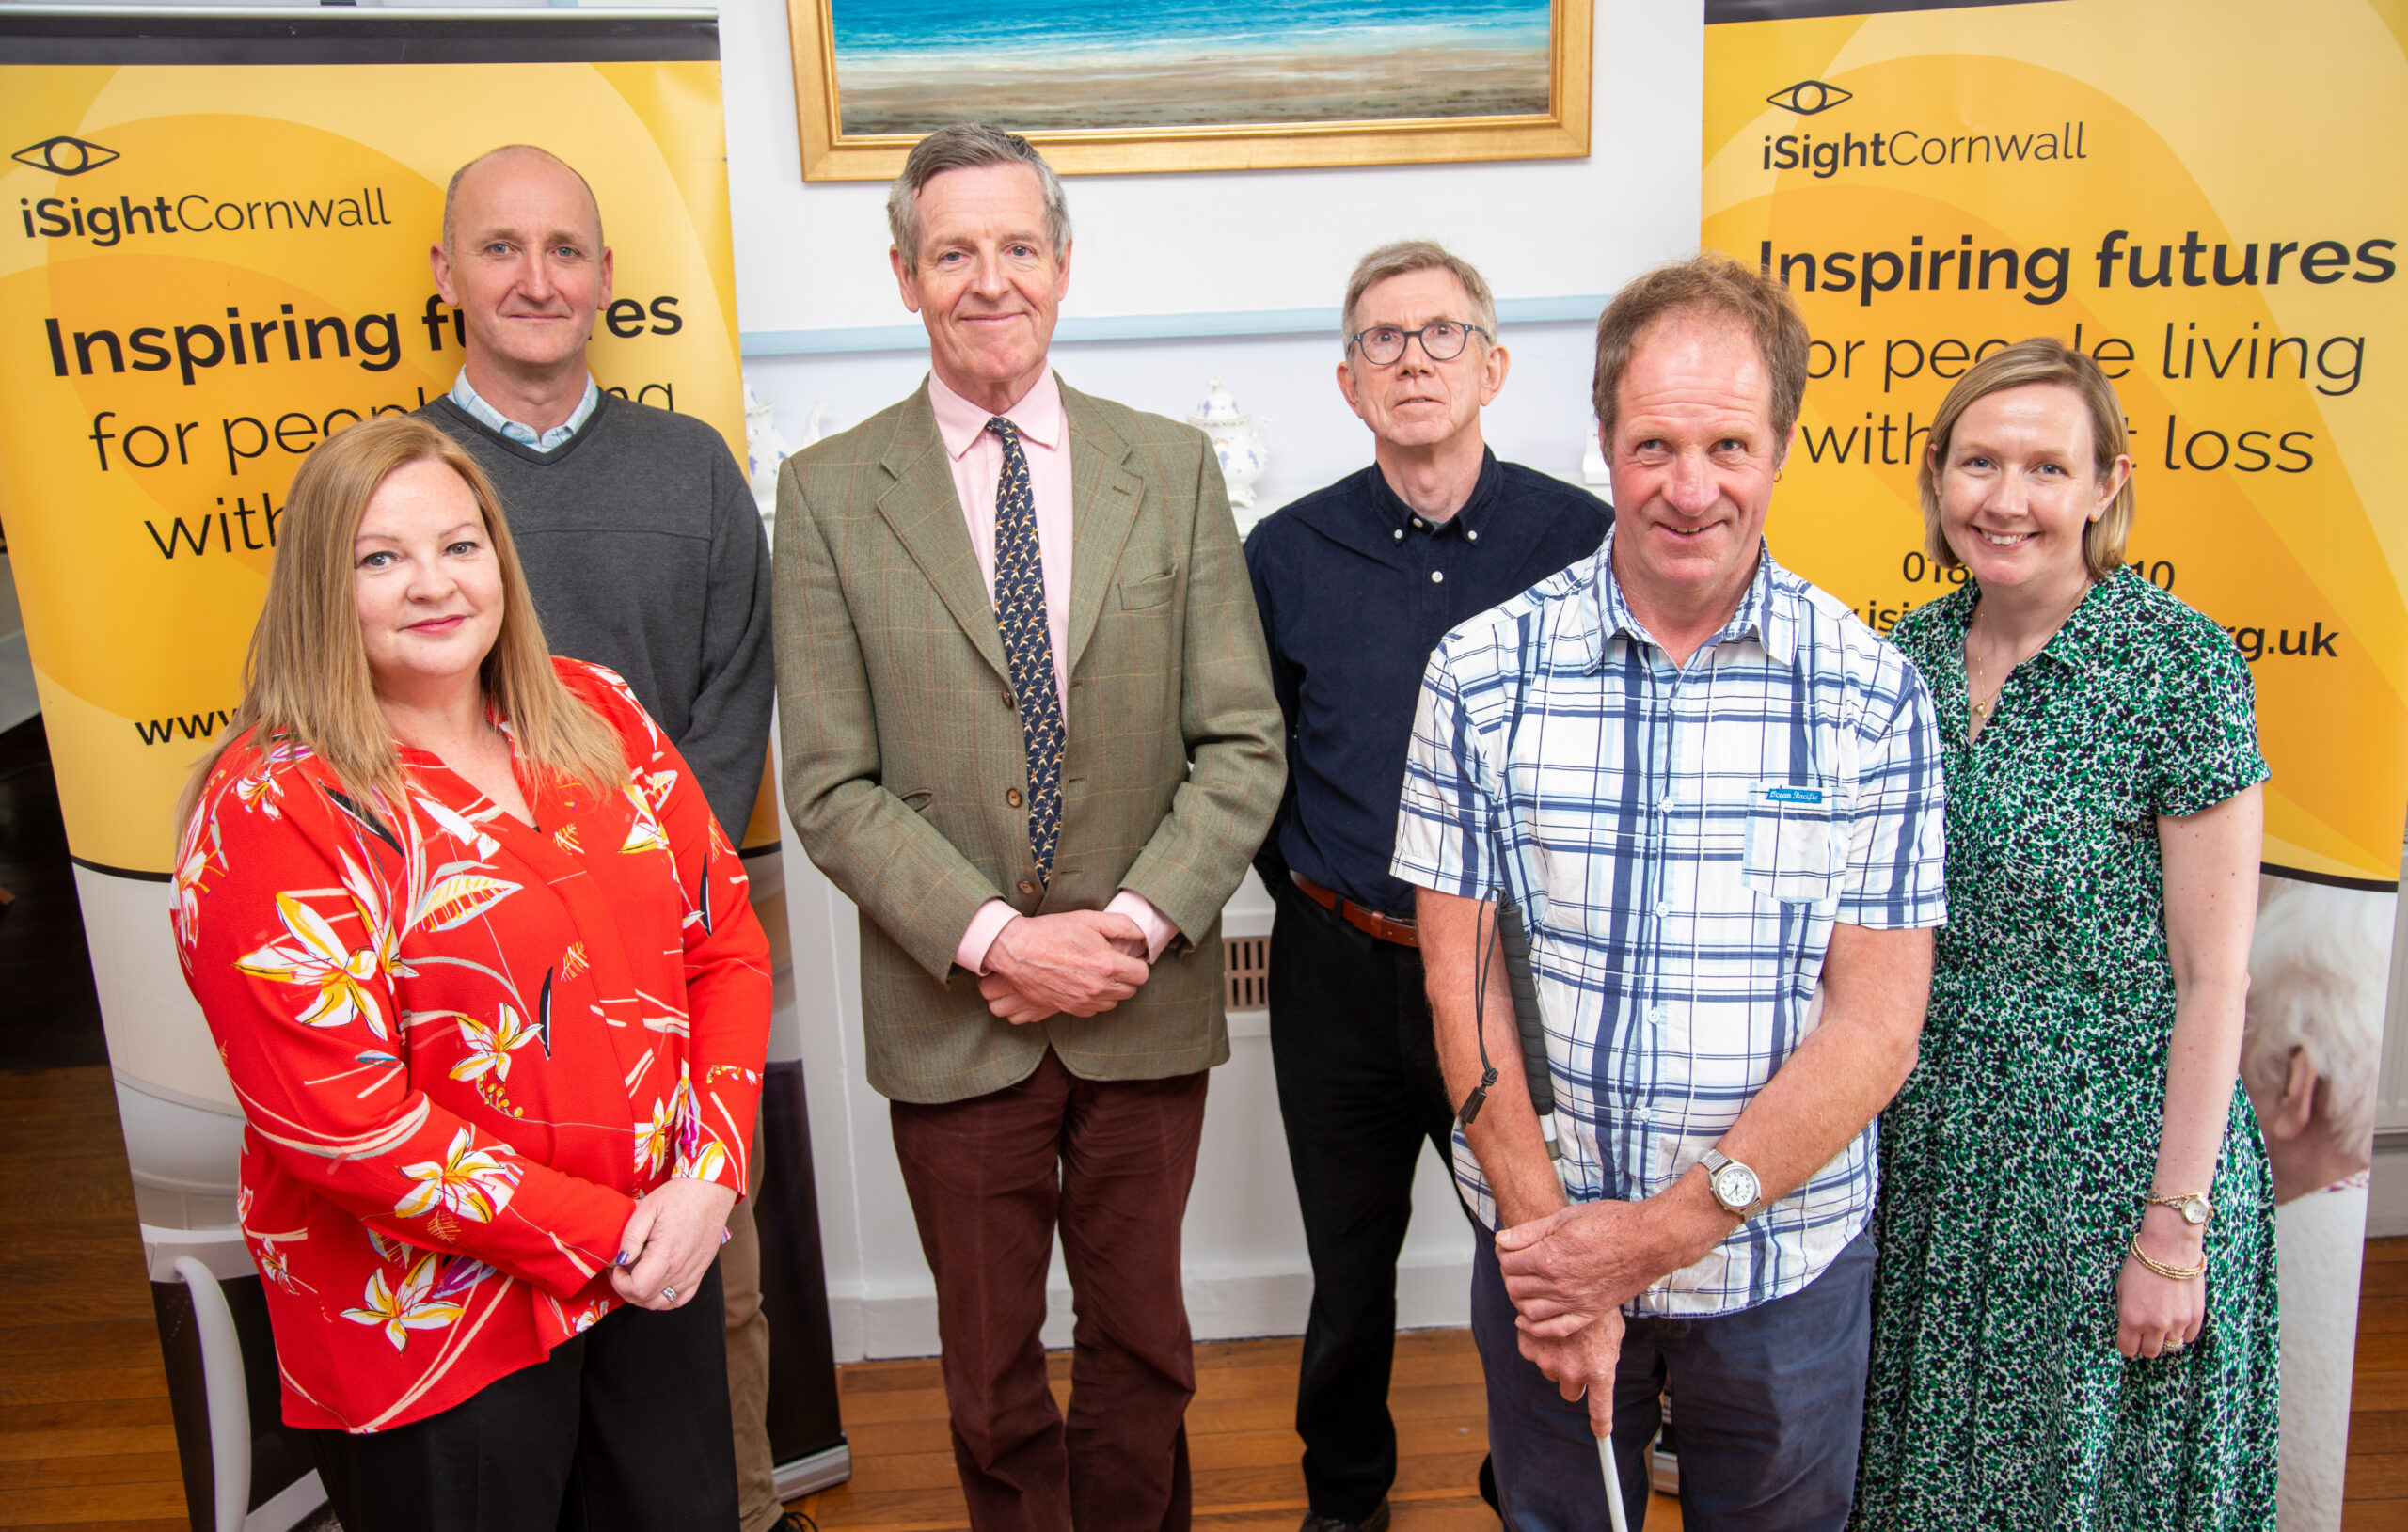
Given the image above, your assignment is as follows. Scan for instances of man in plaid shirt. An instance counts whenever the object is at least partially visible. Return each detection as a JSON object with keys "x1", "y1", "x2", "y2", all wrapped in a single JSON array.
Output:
[{"x1": 1391, "y1": 256, "x2": 1946, "y2": 1532}]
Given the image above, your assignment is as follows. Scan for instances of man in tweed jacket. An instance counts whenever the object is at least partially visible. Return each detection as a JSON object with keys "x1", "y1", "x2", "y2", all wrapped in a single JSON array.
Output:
[{"x1": 774, "y1": 124, "x2": 1283, "y2": 1532}]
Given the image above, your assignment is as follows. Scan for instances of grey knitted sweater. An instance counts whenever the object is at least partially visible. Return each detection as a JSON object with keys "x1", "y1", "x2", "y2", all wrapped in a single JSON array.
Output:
[{"x1": 419, "y1": 391, "x2": 774, "y2": 841}]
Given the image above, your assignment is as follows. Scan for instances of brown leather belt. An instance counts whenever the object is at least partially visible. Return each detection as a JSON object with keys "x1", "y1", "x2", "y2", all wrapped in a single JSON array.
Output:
[{"x1": 1291, "y1": 872, "x2": 1419, "y2": 948}]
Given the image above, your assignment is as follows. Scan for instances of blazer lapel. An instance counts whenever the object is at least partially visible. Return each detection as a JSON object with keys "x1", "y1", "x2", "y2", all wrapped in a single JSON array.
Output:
[
  {"x1": 1062, "y1": 382, "x2": 1146, "y2": 676},
  {"x1": 874, "y1": 388, "x2": 1012, "y2": 687}
]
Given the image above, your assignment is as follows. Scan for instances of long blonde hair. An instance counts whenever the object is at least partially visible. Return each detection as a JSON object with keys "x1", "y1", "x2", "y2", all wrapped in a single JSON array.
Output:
[{"x1": 178, "y1": 415, "x2": 628, "y2": 829}]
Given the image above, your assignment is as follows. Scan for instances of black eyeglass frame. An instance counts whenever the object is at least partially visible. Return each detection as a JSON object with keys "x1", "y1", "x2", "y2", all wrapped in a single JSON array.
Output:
[{"x1": 1345, "y1": 319, "x2": 1493, "y2": 366}]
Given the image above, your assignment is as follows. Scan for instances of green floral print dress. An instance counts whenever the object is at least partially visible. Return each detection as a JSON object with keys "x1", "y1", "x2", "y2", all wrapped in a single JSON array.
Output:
[{"x1": 1853, "y1": 570, "x2": 2277, "y2": 1530}]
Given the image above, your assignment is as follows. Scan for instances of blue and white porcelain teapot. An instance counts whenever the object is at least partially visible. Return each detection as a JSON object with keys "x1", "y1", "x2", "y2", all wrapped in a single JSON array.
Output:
[{"x1": 1187, "y1": 378, "x2": 1270, "y2": 514}]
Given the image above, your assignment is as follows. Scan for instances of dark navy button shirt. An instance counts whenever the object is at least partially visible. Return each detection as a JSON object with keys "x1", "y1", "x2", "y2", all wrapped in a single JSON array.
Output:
[{"x1": 1244, "y1": 450, "x2": 1611, "y2": 919}]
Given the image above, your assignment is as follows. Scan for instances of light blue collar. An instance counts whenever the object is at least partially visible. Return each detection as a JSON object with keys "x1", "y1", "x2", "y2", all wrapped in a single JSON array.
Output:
[{"x1": 450, "y1": 371, "x2": 599, "y2": 453}]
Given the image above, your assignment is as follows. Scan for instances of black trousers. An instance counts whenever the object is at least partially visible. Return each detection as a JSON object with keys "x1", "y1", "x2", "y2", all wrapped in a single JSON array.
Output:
[
  {"x1": 1267, "y1": 877, "x2": 1466, "y2": 1521},
  {"x1": 308, "y1": 1260, "x2": 738, "y2": 1532}
]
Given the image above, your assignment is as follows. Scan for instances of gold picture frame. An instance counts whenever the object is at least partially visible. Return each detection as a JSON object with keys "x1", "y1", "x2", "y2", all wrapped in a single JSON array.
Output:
[{"x1": 788, "y1": 0, "x2": 1592, "y2": 182}]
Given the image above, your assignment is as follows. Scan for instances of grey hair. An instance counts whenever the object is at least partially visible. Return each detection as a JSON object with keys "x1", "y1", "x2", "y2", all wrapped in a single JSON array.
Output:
[
  {"x1": 2242, "y1": 876, "x2": 2394, "y2": 1161},
  {"x1": 1341, "y1": 239, "x2": 1499, "y2": 345},
  {"x1": 886, "y1": 123, "x2": 1071, "y2": 267},
  {"x1": 442, "y1": 144, "x2": 603, "y2": 254}
]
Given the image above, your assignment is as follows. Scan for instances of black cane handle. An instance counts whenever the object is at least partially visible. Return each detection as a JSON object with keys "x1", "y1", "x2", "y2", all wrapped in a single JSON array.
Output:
[{"x1": 1496, "y1": 900, "x2": 1554, "y2": 1121}]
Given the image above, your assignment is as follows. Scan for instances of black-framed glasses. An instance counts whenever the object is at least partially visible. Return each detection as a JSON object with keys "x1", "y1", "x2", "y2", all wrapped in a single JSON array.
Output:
[{"x1": 1347, "y1": 319, "x2": 1490, "y2": 366}]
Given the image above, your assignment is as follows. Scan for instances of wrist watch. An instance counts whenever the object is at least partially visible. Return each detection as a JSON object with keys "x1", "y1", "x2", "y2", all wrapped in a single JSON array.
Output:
[
  {"x1": 2146, "y1": 1191, "x2": 2214, "y2": 1227},
  {"x1": 1700, "y1": 1147, "x2": 1765, "y2": 1219}
]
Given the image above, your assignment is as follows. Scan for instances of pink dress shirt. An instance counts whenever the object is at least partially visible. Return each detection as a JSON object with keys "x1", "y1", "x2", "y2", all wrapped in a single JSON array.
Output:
[{"x1": 927, "y1": 370, "x2": 1178, "y2": 974}]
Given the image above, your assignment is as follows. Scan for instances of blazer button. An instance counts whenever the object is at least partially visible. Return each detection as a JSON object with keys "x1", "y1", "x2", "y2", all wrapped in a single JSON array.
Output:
[
  {"x1": 1006, "y1": 788, "x2": 1023, "y2": 808},
  {"x1": 1017, "y1": 880, "x2": 1038, "y2": 895}
]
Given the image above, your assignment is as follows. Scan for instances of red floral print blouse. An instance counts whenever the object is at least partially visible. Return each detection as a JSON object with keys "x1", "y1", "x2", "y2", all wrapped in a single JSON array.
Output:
[{"x1": 173, "y1": 659, "x2": 770, "y2": 1432}]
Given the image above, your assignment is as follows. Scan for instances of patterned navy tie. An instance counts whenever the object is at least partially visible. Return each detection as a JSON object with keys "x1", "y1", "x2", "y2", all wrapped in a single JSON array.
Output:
[{"x1": 987, "y1": 417, "x2": 1064, "y2": 883}]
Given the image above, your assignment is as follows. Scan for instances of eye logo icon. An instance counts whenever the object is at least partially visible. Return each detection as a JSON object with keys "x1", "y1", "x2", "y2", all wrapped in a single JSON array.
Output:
[
  {"x1": 1766, "y1": 80, "x2": 1852, "y2": 116},
  {"x1": 12, "y1": 135, "x2": 119, "y2": 175}
]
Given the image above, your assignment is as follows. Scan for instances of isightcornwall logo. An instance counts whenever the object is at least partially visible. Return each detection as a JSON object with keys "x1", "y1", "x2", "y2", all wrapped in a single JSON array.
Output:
[
  {"x1": 1766, "y1": 81, "x2": 1852, "y2": 116},
  {"x1": 12, "y1": 135, "x2": 118, "y2": 175}
]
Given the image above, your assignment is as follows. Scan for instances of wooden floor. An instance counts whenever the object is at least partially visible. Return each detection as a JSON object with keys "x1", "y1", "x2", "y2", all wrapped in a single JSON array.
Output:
[
  {"x1": 2356, "y1": 1240, "x2": 2408, "y2": 1527},
  {"x1": 795, "y1": 1241, "x2": 2408, "y2": 1532},
  {"x1": 794, "y1": 1331, "x2": 1679, "y2": 1532},
  {"x1": 0, "y1": 1066, "x2": 188, "y2": 1532},
  {"x1": 0, "y1": 1061, "x2": 2403, "y2": 1531}
]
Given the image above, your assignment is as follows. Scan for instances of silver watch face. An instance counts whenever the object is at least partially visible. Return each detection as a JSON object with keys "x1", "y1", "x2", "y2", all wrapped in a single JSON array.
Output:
[
  {"x1": 1712, "y1": 1161, "x2": 1760, "y2": 1213},
  {"x1": 2180, "y1": 1197, "x2": 2210, "y2": 1225}
]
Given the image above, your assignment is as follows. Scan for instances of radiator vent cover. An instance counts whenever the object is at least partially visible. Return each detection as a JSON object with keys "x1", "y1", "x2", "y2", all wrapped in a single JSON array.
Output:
[{"x1": 1224, "y1": 934, "x2": 1270, "y2": 1013}]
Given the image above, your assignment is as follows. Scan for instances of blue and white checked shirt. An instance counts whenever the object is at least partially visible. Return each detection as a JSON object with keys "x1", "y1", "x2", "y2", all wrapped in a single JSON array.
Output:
[
  {"x1": 450, "y1": 370, "x2": 599, "y2": 452},
  {"x1": 1391, "y1": 529, "x2": 1946, "y2": 1317}
]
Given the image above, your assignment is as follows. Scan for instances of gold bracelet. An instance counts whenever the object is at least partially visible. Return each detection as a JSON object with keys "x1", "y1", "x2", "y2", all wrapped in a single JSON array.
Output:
[{"x1": 2128, "y1": 1234, "x2": 2207, "y2": 1282}]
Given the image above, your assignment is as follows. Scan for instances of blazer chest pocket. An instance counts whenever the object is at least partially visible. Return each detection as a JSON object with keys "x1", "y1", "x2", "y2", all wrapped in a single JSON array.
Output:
[
  {"x1": 1117, "y1": 568, "x2": 1177, "y2": 610},
  {"x1": 1739, "y1": 781, "x2": 1846, "y2": 907}
]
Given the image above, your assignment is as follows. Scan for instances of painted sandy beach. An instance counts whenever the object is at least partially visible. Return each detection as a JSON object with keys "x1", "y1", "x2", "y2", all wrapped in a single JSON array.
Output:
[{"x1": 831, "y1": 0, "x2": 1554, "y2": 134}]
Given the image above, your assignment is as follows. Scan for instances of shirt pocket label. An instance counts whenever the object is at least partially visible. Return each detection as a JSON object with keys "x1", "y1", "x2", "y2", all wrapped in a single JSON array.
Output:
[{"x1": 1739, "y1": 781, "x2": 1846, "y2": 907}]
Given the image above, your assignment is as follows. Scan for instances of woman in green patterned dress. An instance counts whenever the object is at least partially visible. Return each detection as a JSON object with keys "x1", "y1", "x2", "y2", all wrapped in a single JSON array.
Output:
[{"x1": 1853, "y1": 339, "x2": 2277, "y2": 1529}]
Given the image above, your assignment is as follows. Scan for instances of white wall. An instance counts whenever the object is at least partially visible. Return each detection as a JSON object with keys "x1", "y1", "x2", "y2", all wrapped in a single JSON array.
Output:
[
  {"x1": 709, "y1": 0, "x2": 1704, "y2": 1357},
  {"x1": 717, "y1": 0, "x2": 1701, "y2": 338}
]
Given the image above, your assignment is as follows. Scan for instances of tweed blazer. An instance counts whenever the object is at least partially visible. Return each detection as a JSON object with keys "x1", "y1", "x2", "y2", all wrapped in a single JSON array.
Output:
[{"x1": 773, "y1": 376, "x2": 1285, "y2": 1104}]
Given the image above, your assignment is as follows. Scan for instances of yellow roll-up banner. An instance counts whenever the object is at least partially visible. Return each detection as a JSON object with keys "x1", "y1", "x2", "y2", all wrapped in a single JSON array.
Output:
[
  {"x1": 1706, "y1": 6, "x2": 2402, "y2": 1526},
  {"x1": 0, "y1": 16, "x2": 850, "y2": 1524},
  {"x1": 2, "y1": 15, "x2": 743, "y2": 878},
  {"x1": 1703, "y1": 0, "x2": 2406, "y2": 889}
]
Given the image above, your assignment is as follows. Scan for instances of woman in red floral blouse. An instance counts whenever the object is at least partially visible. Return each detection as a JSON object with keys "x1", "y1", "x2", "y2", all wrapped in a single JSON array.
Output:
[{"x1": 173, "y1": 415, "x2": 770, "y2": 1530}]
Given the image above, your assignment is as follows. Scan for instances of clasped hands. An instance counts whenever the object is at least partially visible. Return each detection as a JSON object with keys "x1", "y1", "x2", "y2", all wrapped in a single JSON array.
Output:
[
  {"x1": 611, "y1": 1176, "x2": 738, "y2": 1312},
  {"x1": 979, "y1": 909, "x2": 1151, "y2": 1024},
  {"x1": 1495, "y1": 1194, "x2": 1715, "y2": 1437}
]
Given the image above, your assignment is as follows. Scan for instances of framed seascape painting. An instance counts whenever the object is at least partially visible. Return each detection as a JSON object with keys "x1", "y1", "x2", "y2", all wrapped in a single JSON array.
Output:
[{"x1": 787, "y1": 0, "x2": 1592, "y2": 179}]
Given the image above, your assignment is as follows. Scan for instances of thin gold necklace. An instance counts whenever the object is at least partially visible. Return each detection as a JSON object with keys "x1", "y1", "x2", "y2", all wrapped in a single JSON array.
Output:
[{"x1": 1965, "y1": 581, "x2": 2092, "y2": 730}]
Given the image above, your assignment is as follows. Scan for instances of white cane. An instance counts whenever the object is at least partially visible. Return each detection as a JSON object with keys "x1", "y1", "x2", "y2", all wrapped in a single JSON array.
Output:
[{"x1": 1488, "y1": 897, "x2": 1633, "y2": 1532}]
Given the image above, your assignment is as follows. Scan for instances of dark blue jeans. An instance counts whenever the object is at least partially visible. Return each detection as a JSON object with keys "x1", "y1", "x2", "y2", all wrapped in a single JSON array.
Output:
[{"x1": 1472, "y1": 1224, "x2": 1875, "y2": 1532}]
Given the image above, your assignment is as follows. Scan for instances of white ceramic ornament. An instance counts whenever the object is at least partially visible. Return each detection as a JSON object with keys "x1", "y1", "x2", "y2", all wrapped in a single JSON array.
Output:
[
  {"x1": 1187, "y1": 379, "x2": 1271, "y2": 520},
  {"x1": 742, "y1": 386, "x2": 794, "y2": 521}
]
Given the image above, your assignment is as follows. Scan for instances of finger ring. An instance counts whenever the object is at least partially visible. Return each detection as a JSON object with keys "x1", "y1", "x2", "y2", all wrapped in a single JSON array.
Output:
[{"x1": 661, "y1": 1286, "x2": 677, "y2": 1302}]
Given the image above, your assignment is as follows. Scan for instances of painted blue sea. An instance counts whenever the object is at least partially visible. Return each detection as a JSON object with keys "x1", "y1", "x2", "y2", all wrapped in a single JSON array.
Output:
[{"x1": 829, "y1": 0, "x2": 1555, "y2": 134}]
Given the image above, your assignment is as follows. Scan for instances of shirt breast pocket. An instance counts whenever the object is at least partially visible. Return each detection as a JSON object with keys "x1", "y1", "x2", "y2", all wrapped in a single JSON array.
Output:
[{"x1": 1739, "y1": 782, "x2": 1846, "y2": 908}]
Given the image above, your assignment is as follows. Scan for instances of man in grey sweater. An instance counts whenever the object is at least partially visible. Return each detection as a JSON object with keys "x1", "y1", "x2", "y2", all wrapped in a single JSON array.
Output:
[{"x1": 417, "y1": 144, "x2": 784, "y2": 1532}]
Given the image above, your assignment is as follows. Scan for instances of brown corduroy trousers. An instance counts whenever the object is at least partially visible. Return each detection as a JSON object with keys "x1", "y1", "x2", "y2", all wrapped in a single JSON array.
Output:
[{"x1": 891, "y1": 1049, "x2": 1210, "y2": 1532}]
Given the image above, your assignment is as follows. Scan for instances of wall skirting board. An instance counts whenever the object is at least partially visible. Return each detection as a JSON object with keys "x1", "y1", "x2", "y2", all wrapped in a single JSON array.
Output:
[
  {"x1": 2371, "y1": 1145, "x2": 2408, "y2": 1239},
  {"x1": 825, "y1": 1255, "x2": 1475, "y2": 1363}
]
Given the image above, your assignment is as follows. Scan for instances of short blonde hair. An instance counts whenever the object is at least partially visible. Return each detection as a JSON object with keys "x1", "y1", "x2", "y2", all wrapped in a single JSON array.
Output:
[
  {"x1": 179, "y1": 416, "x2": 627, "y2": 829},
  {"x1": 1916, "y1": 338, "x2": 2135, "y2": 582}
]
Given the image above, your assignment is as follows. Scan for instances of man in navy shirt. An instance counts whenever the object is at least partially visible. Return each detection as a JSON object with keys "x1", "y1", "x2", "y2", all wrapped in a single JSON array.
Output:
[{"x1": 1244, "y1": 242, "x2": 1610, "y2": 1532}]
